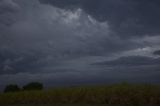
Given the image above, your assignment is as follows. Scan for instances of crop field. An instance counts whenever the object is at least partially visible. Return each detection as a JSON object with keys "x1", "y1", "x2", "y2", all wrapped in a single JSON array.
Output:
[
  {"x1": 1, "y1": 83, "x2": 160, "y2": 106},
  {"x1": 2, "y1": 104, "x2": 110, "y2": 106}
]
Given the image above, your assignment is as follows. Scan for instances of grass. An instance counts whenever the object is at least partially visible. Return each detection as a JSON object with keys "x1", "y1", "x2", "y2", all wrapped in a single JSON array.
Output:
[
  {"x1": 1, "y1": 83, "x2": 160, "y2": 106},
  {"x1": 2, "y1": 104, "x2": 110, "y2": 106}
]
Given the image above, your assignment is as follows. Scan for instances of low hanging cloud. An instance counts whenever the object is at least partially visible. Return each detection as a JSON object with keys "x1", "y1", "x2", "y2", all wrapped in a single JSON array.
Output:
[
  {"x1": 153, "y1": 50, "x2": 160, "y2": 56},
  {"x1": 94, "y1": 56, "x2": 160, "y2": 67}
]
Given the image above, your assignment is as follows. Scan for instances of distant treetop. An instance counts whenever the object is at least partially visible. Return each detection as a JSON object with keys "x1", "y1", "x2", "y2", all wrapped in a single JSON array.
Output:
[
  {"x1": 4, "y1": 84, "x2": 20, "y2": 93},
  {"x1": 23, "y1": 82, "x2": 43, "y2": 91}
]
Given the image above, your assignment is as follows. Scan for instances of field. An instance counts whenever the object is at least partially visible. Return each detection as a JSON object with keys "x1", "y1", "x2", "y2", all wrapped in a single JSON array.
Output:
[
  {"x1": 2, "y1": 105, "x2": 109, "y2": 106},
  {"x1": 1, "y1": 83, "x2": 160, "y2": 106}
]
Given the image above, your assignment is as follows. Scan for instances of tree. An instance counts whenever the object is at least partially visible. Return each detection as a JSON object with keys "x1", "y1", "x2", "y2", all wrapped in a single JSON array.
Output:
[
  {"x1": 4, "y1": 84, "x2": 20, "y2": 93},
  {"x1": 23, "y1": 82, "x2": 43, "y2": 91}
]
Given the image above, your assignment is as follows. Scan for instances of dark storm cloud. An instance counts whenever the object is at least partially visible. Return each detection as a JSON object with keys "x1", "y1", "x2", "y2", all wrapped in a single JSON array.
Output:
[
  {"x1": 0, "y1": 0, "x2": 19, "y2": 27},
  {"x1": 0, "y1": 0, "x2": 144, "y2": 62},
  {"x1": 93, "y1": 56, "x2": 160, "y2": 82},
  {"x1": 40, "y1": 0, "x2": 160, "y2": 37},
  {"x1": 0, "y1": 0, "x2": 160, "y2": 90},
  {"x1": 153, "y1": 50, "x2": 160, "y2": 56},
  {"x1": 0, "y1": 0, "x2": 159, "y2": 74},
  {"x1": 0, "y1": 49, "x2": 40, "y2": 75},
  {"x1": 94, "y1": 56, "x2": 160, "y2": 67}
]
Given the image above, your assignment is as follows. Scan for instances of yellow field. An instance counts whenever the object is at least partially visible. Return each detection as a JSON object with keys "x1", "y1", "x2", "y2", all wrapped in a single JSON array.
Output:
[{"x1": 1, "y1": 83, "x2": 160, "y2": 106}]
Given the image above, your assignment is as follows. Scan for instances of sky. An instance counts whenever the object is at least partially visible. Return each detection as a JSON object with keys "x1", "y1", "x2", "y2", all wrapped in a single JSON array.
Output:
[{"x1": 0, "y1": 0, "x2": 160, "y2": 90}]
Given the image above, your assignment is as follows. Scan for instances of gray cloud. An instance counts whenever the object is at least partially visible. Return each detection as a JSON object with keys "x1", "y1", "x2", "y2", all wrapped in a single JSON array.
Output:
[
  {"x1": 0, "y1": 0, "x2": 19, "y2": 27},
  {"x1": 40, "y1": 0, "x2": 160, "y2": 37},
  {"x1": 153, "y1": 50, "x2": 160, "y2": 56},
  {"x1": 94, "y1": 56, "x2": 160, "y2": 67},
  {"x1": 0, "y1": 0, "x2": 160, "y2": 90}
]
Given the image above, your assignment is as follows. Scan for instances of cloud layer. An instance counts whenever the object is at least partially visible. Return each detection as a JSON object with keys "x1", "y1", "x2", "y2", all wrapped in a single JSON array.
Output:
[
  {"x1": 0, "y1": 0, "x2": 160, "y2": 90},
  {"x1": 40, "y1": 0, "x2": 160, "y2": 37}
]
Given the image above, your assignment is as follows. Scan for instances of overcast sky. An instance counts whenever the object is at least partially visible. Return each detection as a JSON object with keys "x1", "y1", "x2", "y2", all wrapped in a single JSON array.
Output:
[{"x1": 0, "y1": 0, "x2": 160, "y2": 90}]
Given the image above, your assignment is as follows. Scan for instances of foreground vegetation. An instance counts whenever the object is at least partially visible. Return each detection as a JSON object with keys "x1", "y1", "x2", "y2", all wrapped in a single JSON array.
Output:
[
  {"x1": 1, "y1": 104, "x2": 109, "y2": 106},
  {"x1": 4, "y1": 82, "x2": 43, "y2": 93},
  {"x1": 1, "y1": 83, "x2": 160, "y2": 106}
]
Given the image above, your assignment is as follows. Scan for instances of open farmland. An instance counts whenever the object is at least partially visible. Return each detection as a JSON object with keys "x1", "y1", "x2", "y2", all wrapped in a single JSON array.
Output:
[{"x1": 1, "y1": 83, "x2": 160, "y2": 106}]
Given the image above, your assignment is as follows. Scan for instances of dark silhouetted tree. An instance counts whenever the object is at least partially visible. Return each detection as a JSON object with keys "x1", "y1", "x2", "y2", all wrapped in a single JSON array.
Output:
[
  {"x1": 23, "y1": 82, "x2": 43, "y2": 91},
  {"x1": 4, "y1": 84, "x2": 20, "y2": 93}
]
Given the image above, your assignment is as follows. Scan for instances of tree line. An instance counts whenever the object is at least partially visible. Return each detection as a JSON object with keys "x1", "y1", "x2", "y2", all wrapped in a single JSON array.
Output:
[{"x1": 4, "y1": 82, "x2": 43, "y2": 93}]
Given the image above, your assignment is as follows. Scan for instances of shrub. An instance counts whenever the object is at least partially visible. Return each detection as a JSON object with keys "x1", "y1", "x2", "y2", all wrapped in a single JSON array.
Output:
[
  {"x1": 4, "y1": 84, "x2": 20, "y2": 93},
  {"x1": 23, "y1": 82, "x2": 43, "y2": 91}
]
